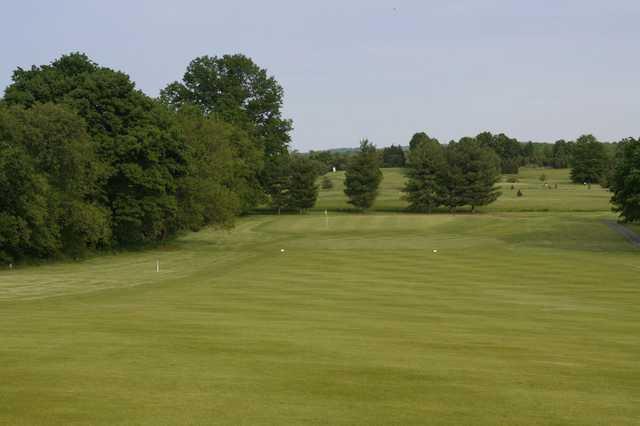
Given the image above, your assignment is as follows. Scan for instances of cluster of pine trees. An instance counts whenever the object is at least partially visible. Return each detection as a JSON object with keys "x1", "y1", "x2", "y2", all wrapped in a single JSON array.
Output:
[
  {"x1": 403, "y1": 134, "x2": 501, "y2": 213},
  {"x1": 0, "y1": 52, "x2": 317, "y2": 262}
]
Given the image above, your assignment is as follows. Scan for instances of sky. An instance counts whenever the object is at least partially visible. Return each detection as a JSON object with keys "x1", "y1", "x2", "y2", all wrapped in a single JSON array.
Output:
[{"x1": 2, "y1": 0, "x2": 639, "y2": 151}]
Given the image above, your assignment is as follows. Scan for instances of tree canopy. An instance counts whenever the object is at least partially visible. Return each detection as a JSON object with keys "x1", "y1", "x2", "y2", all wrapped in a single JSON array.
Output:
[
  {"x1": 0, "y1": 52, "x2": 286, "y2": 261},
  {"x1": 610, "y1": 138, "x2": 640, "y2": 222},
  {"x1": 160, "y1": 54, "x2": 292, "y2": 159},
  {"x1": 382, "y1": 145, "x2": 406, "y2": 167},
  {"x1": 403, "y1": 137, "x2": 446, "y2": 212},
  {"x1": 570, "y1": 134, "x2": 608, "y2": 184}
]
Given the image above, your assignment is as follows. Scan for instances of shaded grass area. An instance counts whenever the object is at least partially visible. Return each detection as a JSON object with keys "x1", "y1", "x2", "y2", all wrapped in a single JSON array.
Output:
[{"x1": 1, "y1": 211, "x2": 639, "y2": 424}]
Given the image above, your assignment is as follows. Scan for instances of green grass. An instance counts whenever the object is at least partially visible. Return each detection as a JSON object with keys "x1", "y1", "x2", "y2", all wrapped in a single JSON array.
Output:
[
  {"x1": 315, "y1": 167, "x2": 612, "y2": 212},
  {"x1": 1, "y1": 168, "x2": 638, "y2": 425}
]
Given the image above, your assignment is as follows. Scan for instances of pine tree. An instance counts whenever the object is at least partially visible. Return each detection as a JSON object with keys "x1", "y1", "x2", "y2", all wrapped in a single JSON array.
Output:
[
  {"x1": 344, "y1": 140, "x2": 383, "y2": 210},
  {"x1": 443, "y1": 138, "x2": 502, "y2": 212},
  {"x1": 264, "y1": 154, "x2": 291, "y2": 214},
  {"x1": 287, "y1": 156, "x2": 319, "y2": 213},
  {"x1": 403, "y1": 137, "x2": 446, "y2": 212}
]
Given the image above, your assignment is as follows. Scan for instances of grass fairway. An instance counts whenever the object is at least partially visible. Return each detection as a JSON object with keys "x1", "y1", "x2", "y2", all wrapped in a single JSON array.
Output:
[{"x1": 1, "y1": 170, "x2": 639, "y2": 425}]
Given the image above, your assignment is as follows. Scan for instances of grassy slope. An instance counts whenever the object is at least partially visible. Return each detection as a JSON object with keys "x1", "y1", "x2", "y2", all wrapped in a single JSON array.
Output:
[{"x1": 1, "y1": 169, "x2": 639, "y2": 425}]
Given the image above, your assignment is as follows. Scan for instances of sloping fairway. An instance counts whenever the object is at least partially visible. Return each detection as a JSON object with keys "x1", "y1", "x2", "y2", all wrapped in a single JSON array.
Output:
[{"x1": 1, "y1": 210, "x2": 640, "y2": 424}]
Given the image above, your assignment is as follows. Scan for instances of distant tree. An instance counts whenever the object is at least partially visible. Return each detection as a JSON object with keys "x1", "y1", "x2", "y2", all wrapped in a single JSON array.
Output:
[
  {"x1": 287, "y1": 155, "x2": 320, "y2": 213},
  {"x1": 522, "y1": 141, "x2": 535, "y2": 164},
  {"x1": 264, "y1": 154, "x2": 319, "y2": 213},
  {"x1": 476, "y1": 131, "x2": 522, "y2": 173},
  {"x1": 403, "y1": 137, "x2": 446, "y2": 213},
  {"x1": 517, "y1": 189, "x2": 523, "y2": 197},
  {"x1": 442, "y1": 138, "x2": 502, "y2": 212},
  {"x1": 382, "y1": 145, "x2": 406, "y2": 167},
  {"x1": 552, "y1": 140, "x2": 573, "y2": 168},
  {"x1": 570, "y1": 134, "x2": 608, "y2": 184},
  {"x1": 344, "y1": 140, "x2": 383, "y2": 210},
  {"x1": 409, "y1": 132, "x2": 438, "y2": 151},
  {"x1": 610, "y1": 138, "x2": 640, "y2": 222},
  {"x1": 539, "y1": 174, "x2": 547, "y2": 182}
]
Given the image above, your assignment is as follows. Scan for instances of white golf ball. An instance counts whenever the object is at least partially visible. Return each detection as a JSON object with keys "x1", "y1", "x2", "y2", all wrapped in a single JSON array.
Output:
[
  {"x1": 281, "y1": 249, "x2": 285, "y2": 253},
  {"x1": 433, "y1": 249, "x2": 438, "y2": 253}
]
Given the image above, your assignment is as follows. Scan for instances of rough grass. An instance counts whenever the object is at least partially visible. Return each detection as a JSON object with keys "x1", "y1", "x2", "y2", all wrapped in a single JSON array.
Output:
[{"x1": 1, "y1": 169, "x2": 638, "y2": 425}]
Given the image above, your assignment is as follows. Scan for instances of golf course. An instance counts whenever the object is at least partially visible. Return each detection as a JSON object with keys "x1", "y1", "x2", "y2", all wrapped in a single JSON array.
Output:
[{"x1": 1, "y1": 168, "x2": 638, "y2": 425}]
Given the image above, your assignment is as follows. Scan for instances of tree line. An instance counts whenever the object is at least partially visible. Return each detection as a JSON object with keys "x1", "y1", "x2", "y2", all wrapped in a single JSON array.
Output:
[
  {"x1": 339, "y1": 136, "x2": 501, "y2": 213},
  {"x1": 311, "y1": 132, "x2": 618, "y2": 174},
  {"x1": 316, "y1": 131, "x2": 639, "y2": 221},
  {"x1": 0, "y1": 52, "x2": 321, "y2": 262},
  {"x1": 1, "y1": 52, "x2": 639, "y2": 262}
]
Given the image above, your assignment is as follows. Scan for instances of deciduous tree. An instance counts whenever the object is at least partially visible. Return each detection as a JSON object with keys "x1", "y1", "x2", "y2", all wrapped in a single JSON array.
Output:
[{"x1": 610, "y1": 138, "x2": 640, "y2": 222}]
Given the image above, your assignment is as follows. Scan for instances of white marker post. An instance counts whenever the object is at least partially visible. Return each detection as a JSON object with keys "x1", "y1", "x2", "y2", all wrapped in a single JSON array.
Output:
[{"x1": 156, "y1": 260, "x2": 160, "y2": 273}]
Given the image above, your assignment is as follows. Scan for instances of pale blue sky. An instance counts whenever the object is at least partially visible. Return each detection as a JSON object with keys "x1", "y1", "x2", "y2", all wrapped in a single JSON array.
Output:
[{"x1": 2, "y1": 1, "x2": 639, "y2": 150}]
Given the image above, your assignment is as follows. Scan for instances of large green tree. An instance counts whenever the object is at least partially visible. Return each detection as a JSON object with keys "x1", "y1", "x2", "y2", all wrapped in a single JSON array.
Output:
[
  {"x1": 570, "y1": 134, "x2": 608, "y2": 184},
  {"x1": 0, "y1": 103, "x2": 111, "y2": 260},
  {"x1": 442, "y1": 138, "x2": 502, "y2": 212},
  {"x1": 173, "y1": 107, "x2": 260, "y2": 231},
  {"x1": 610, "y1": 138, "x2": 640, "y2": 222},
  {"x1": 160, "y1": 54, "x2": 292, "y2": 160},
  {"x1": 3, "y1": 53, "x2": 187, "y2": 245},
  {"x1": 344, "y1": 140, "x2": 383, "y2": 210},
  {"x1": 264, "y1": 154, "x2": 319, "y2": 213},
  {"x1": 0, "y1": 143, "x2": 52, "y2": 261},
  {"x1": 403, "y1": 137, "x2": 446, "y2": 213},
  {"x1": 409, "y1": 132, "x2": 438, "y2": 151},
  {"x1": 476, "y1": 131, "x2": 522, "y2": 174}
]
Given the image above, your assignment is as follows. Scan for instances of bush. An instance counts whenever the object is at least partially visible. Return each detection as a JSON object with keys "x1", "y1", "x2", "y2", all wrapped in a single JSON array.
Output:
[{"x1": 517, "y1": 189, "x2": 523, "y2": 197}]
